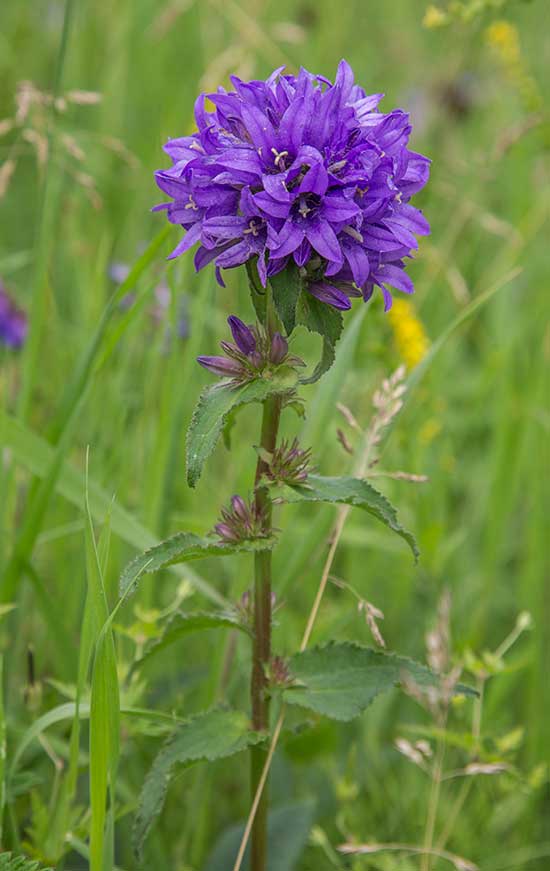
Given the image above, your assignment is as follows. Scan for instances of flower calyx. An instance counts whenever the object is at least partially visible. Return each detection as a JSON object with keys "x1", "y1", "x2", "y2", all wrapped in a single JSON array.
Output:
[
  {"x1": 266, "y1": 655, "x2": 292, "y2": 689},
  {"x1": 214, "y1": 494, "x2": 271, "y2": 544},
  {"x1": 197, "y1": 315, "x2": 305, "y2": 386},
  {"x1": 257, "y1": 437, "x2": 313, "y2": 488}
]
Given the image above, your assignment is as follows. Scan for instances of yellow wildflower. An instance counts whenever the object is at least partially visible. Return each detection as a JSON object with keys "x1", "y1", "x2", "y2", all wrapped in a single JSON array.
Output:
[
  {"x1": 388, "y1": 298, "x2": 430, "y2": 370},
  {"x1": 423, "y1": 4, "x2": 448, "y2": 28},
  {"x1": 485, "y1": 20, "x2": 542, "y2": 111},
  {"x1": 419, "y1": 419, "x2": 442, "y2": 445},
  {"x1": 486, "y1": 20, "x2": 520, "y2": 65}
]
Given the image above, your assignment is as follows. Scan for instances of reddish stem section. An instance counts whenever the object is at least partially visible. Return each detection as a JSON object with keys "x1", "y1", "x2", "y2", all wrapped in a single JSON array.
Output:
[{"x1": 250, "y1": 392, "x2": 281, "y2": 871}]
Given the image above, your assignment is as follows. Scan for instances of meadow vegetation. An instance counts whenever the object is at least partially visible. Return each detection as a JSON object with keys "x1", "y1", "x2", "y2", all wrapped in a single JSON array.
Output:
[{"x1": 0, "y1": 1, "x2": 548, "y2": 869}]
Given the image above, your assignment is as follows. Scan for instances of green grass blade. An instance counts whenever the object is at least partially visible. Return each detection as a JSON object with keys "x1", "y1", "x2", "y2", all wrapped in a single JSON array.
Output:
[
  {"x1": 0, "y1": 657, "x2": 5, "y2": 845},
  {"x1": 0, "y1": 411, "x2": 225, "y2": 605},
  {"x1": 85, "y1": 459, "x2": 119, "y2": 871}
]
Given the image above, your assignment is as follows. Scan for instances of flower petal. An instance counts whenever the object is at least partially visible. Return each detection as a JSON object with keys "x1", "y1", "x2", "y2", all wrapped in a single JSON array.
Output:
[
  {"x1": 305, "y1": 219, "x2": 343, "y2": 265},
  {"x1": 307, "y1": 281, "x2": 351, "y2": 310},
  {"x1": 167, "y1": 222, "x2": 202, "y2": 260}
]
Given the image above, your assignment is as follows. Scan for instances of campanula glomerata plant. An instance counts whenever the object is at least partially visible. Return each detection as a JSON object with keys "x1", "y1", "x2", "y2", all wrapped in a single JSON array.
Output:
[{"x1": 117, "y1": 60, "x2": 472, "y2": 871}]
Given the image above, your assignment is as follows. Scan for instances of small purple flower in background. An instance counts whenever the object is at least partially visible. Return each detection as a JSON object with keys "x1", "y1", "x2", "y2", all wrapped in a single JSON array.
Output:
[
  {"x1": 154, "y1": 60, "x2": 430, "y2": 312},
  {"x1": 108, "y1": 260, "x2": 190, "y2": 339},
  {"x1": 0, "y1": 281, "x2": 27, "y2": 350},
  {"x1": 197, "y1": 315, "x2": 304, "y2": 384}
]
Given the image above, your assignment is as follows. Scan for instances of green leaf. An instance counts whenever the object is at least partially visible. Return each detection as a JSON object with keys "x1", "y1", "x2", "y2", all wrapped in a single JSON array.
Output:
[
  {"x1": 133, "y1": 708, "x2": 264, "y2": 858},
  {"x1": 269, "y1": 263, "x2": 303, "y2": 335},
  {"x1": 0, "y1": 855, "x2": 54, "y2": 871},
  {"x1": 297, "y1": 293, "x2": 343, "y2": 383},
  {"x1": 85, "y1": 472, "x2": 120, "y2": 871},
  {"x1": 204, "y1": 800, "x2": 316, "y2": 871},
  {"x1": 271, "y1": 474, "x2": 419, "y2": 560},
  {"x1": 9, "y1": 702, "x2": 186, "y2": 779},
  {"x1": 133, "y1": 610, "x2": 250, "y2": 671},
  {"x1": 283, "y1": 642, "x2": 476, "y2": 721},
  {"x1": 119, "y1": 531, "x2": 276, "y2": 597},
  {"x1": 301, "y1": 305, "x2": 365, "y2": 447},
  {"x1": 186, "y1": 370, "x2": 298, "y2": 488},
  {"x1": 245, "y1": 258, "x2": 267, "y2": 322},
  {"x1": 0, "y1": 658, "x2": 5, "y2": 845}
]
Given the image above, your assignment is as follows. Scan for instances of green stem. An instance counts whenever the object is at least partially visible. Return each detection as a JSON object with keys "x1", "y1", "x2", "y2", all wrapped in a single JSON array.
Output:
[{"x1": 250, "y1": 390, "x2": 281, "y2": 871}]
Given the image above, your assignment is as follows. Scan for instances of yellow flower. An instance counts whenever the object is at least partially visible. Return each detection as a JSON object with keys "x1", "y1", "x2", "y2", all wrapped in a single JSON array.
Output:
[
  {"x1": 485, "y1": 20, "x2": 542, "y2": 111},
  {"x1": 388, "y1": 298, "x2": 430, "y2": 370},
  {"x1": 423, "y1": 4, "x2": 448, "y2": 28},
  {"x1": 486, "y1": 20, "x2": 520, "y2": 66},
  {"x1": 419, "y1": 418, "x2": 442, "y2": 446}
]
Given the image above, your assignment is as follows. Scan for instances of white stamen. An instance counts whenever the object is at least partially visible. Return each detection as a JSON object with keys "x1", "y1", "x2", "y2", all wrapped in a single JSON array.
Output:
[
  {"x1": 329, "y1": 159, "x2": 347, "y2": 172},
  {"x1": 244, "y1": 219, "x2": 262, "y2": 237},
  {"x1": 343, "y1": 225, "x2": 364, "y2": 243},
  {"x1": 185, "y1": 194, "x2": 198, "y2": 210},
  {"x1": 298, "y1": 197, "x2": 311, "y2": 218},
  {"x1": 271, "y1": 147, "x2": 289, "y2": 168}
]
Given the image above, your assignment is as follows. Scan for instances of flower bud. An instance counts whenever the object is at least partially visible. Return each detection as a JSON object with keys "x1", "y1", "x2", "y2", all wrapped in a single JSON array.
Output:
[
  {"x1": 230, "y1": 495, "x2": 249, "y2": 521},
  {"x1": 249, "y1": 350, "x2": 263, "y2": 369},
  {"x1": 197, "y1": 355, "x2": 243, "y2": 377},
  {"x1": 0, "y1": 284, "x2": 28, "y2": 349},
  {"x1": 214, "y1": 522, "x2": 239, "y2": 542},
  {"x1": 228, "y1": 315, "x2": 256, "y2": 355},
  {"x1": 307, "y1": 282, "x2": 352, "y2": 310},
  {"x1": 269, "y1": 332, "x2": 288, "y2": 364}
]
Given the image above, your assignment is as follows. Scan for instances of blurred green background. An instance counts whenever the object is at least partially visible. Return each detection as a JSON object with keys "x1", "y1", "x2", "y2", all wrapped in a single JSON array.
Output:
[{"x1": 0, "y1": 0, "x2": 549, "y2": 868}]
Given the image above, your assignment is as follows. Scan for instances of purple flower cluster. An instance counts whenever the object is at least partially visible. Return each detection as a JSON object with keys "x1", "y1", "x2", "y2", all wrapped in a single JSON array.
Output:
[
  {"x1": 154, "y1": 60, "x2": 430, "y2": 313},
  {"x1": 198, "y1": 315, "x2": 304, "y2": 383},
  {"x1": 0, "y1": 282, "x2": 27, "y2": 350}
]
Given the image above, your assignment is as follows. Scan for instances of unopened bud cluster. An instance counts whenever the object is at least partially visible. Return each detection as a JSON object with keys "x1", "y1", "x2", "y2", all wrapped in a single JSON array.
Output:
[
  {"x1": 268, "y1": 655, "x2": 291, "y2": 687},
  {"x1": 198, "y1": 315, "x2": 304, "y2": 385},
  {"x1": 214, "y1": 495, "x2": 269, "y2": 543},
  {"x1": 263, "y1": 438, "x2": 312, "y2": 486}
]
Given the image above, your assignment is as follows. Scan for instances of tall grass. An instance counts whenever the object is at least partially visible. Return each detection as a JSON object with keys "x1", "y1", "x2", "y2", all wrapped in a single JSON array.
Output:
[{"x1": 0, "y1": 0, "x2": 548, "y2": 868}]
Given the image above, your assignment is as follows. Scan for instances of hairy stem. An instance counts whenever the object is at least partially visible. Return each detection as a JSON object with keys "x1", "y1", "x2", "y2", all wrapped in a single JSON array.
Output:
[
  {"x1": 250, "y1": 391, "x2": 281, "y2": 871},
  {"x1": 233, "y1": 412, "x2": 379, "y2": 871}
]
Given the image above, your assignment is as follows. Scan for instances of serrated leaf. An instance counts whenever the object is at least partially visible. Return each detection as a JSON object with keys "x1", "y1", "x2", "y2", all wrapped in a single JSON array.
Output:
[
  {"x1": 283, "y1": 642, "x2": 475, "y2": 721},
  {"x1": 9, "y1": 702, "x2": 187, "y2": 779},
  {"x1": 133, "y1": 708, "x2": 264, "y2": 858},
  {"x1": 119, "y1": 531, "x2": 276, "y2": 597},
  {"x1": 133, "y1": 610, "x2": 250, "y2": 671},
  {"x1": 297, "y1": 292, "x2": 343, "y2": 384},
  {"x1": 186, "y1": 370, "x2": 298, "y2": 488},
  {"x1": 270, "y1": 474, "x2": 419, "y2": 560},
  {"x1": 203, "y1": 800, "x2": 315, "y2": 871},
  {"x1": 0, "y1": 856, "x2": 53, "y2": 871},
  {"x1": 269, "y1": 263, "x2": 303, "y2": 335}
]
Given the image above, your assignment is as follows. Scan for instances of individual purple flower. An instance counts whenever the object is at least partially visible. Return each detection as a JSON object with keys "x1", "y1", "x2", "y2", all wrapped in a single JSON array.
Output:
[
  {"x1": 0, "y1": 282, "x2": 27, "y2": 350},
  {"x1": 154, "y1": 60, "x2": 430, "y2": 313},
  {"x1": 197, "y1": 315, "x2": 303, "y2": 384}
]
